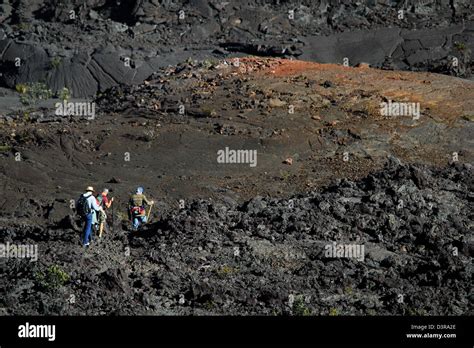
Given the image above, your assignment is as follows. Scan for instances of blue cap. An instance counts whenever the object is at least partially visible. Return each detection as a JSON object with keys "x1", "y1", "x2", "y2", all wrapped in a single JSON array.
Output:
[{"x1": 136, "y1": 187, "x2": 144, "y2": 194}]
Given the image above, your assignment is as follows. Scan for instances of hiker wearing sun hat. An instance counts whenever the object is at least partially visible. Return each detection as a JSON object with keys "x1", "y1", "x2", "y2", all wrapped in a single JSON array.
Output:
[{"x1": 76, "y1": 186, "x2": 103, "y2": 246}]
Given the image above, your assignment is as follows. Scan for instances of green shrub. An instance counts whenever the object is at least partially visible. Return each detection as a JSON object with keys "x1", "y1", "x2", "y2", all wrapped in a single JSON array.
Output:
[
  {"x1": 17, "y1": 82, "x2": 53, "y2": 106},
  {"x1": 0, "y1": 145, "x2": 12, "y2": 152},
  {"x1": 35, "y1": 265, "x2": 70, "y2": 291},
  {"x1": 344, "y1": 286, "x2": 353, "y2": 295},
  {"x1": 292, "y1": 296, "x2": 312, "y2": 316},
  {"x1": 201, "y1": 59, "x2": 219, "y2": 69},
  {"x1": 57, "y1": 87, "x2": 71, "y2": 101},
  {"x1": 51, "y1": 56, "x2": 62, "y2": 69},
  {"x1": 15, "y1": 83, "x2": 28, "y2": 94},
  {"x1": 454, "y1": 41, "x2": 466, "y2": 51},
  {"x1": 280, "y1": 170, "x2": 291, "y2": 181},
  {"x1": 216, "y1": 265, "x2": 237, "y2": 277},
  {"x1": 18, "y1": 23, "x2": 30, "y2": 31}
]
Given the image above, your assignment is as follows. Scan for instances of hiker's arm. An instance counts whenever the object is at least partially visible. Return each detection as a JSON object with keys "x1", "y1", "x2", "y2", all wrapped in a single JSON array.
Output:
[
  {"x1": 143, "y1": 195, "x2": 153, "y2": 205},
  {"x1": 105, "y1": 198, "x2": 113, "y2": 209},
  {"x1": 91, "y1": 197, "x2": 102, "y2": 211}
]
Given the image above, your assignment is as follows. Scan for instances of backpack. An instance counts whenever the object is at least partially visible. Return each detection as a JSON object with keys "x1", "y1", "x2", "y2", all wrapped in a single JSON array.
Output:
[
  {"x1": 96, "y1": 194, "x2": 103, "y2": 207},
  {"x1": 76, "y1": 195, "x2": 91, "y2": 217},
  {"x1": 130, "y1": 206, "x2": 145, "y2": 217}
]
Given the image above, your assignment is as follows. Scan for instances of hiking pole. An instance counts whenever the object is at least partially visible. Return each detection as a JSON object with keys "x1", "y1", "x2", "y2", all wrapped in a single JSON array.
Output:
[
  {"x1": 112, "y1": 198, "x2": 115, "y2": 235},
  {"x1": 146, "y1": 202, "x2": 154, "y2": 223}
]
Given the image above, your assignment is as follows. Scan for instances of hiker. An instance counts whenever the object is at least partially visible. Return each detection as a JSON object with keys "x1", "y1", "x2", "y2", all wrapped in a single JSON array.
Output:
[
  {"x1": 76, "y1": 186, "x2": 103, "y2": 246},
  {"x1": 96, "y1": 188, "x2": 114, "y2": 238},
  {"x1": 129, "y1": 187, "x2": 154, "y2": 231}
]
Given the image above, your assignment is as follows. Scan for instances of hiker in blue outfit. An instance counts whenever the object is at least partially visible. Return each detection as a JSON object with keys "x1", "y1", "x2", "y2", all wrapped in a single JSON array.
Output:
[{"x1": 76, "y1": 186, "x2": 103, "y2": 246}]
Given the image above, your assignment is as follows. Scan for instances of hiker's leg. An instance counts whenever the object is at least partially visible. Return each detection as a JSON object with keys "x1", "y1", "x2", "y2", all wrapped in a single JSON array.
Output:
[
  {"x1": 133, "y1": 217, "x2": 139, "y2": 230},
  {"x1": 98, "y1": 211, "x2": 105, "y2": 236},
  {"x1": 83, "y1": 213, "x2": 93, "y2": 245},
  {"x1": 82, "y1": 220, "x2": 87, "y2": 244},
  {"x1": 86, "y1": 214, "x2": 93, "y2": 243}
]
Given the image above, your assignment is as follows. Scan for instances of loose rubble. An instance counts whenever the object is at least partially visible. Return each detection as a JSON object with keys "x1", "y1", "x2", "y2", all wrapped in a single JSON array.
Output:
[{"x1": 1, "y1": 159, "x2": 472, "y2": 315}]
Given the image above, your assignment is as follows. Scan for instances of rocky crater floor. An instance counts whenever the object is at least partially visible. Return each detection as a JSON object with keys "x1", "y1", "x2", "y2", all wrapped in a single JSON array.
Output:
[
  {"x1": 0, "y1": 57, "x2": 472, "y2": 315},
  {"x1": 0, "y1": 158, "x2": 472, "y2": 315}
]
